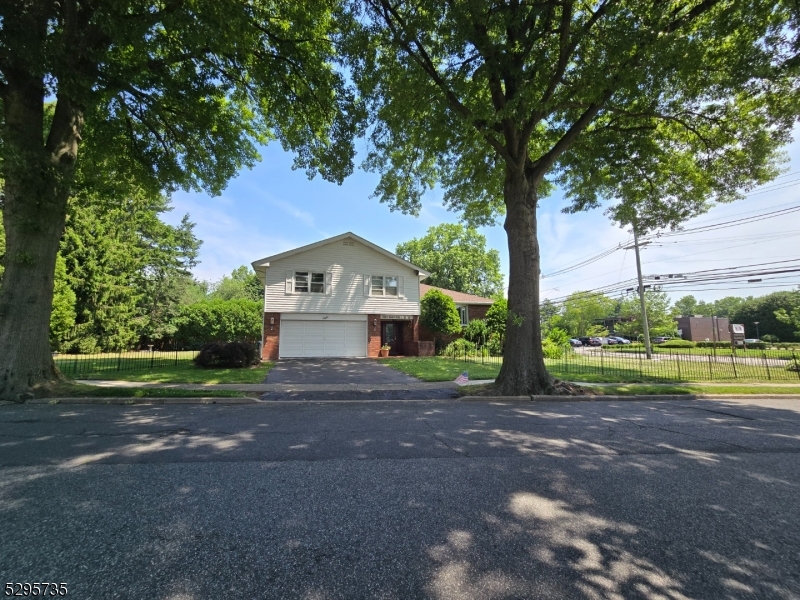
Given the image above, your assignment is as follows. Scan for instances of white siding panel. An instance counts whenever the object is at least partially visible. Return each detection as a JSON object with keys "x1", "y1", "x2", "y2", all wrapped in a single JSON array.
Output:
[{"x1": 265, "y1": 240, "x2": 421, "y2": 315}]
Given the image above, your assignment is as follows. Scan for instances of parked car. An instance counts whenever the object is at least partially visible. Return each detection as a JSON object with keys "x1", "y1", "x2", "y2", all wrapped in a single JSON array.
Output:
[
  {"x1": 579, "y1": 336, "x2": 602, "y2": 346},
  {"x1": 610, "y1": 336, "x2": 631, "y2": 345},
  {"x1": 569, "y1": 338, "x2": 583, "y2": 347},
  {"x1": 604, "y1": 337, "x2": 619, "y2": 345},
  {"x1": 651, "y1": 336, "x2": 672, "y2": 344},
  {"x1": 744, "y1": 338, "x2": 761, "y2": 344}
]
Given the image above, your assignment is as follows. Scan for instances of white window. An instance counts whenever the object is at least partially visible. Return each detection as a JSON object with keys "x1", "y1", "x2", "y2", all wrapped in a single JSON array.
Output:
[
  {"x1": 371, "y1": 275, "x2": 384, "y2": 296},
  {"x1": 370, "y1": 275, "x2": 399, "y2": 296},
  {"x1": 385, "y1": 276, "x2": 398, "y2": 296},
  {"x1": 457, "y1": 305, "x2": 468, "y2": 326},
  {"x1": 295, "y1": 271, "x2": 325, "y2": 294}
]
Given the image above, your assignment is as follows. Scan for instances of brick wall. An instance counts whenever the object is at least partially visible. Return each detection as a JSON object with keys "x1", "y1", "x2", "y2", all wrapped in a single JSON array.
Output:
[
  {"x1": 368, "y1": 314, "x2": 382, "y2": 357},
  {"x1": 262, "y1": 312, "x2": 281, "y2": 360},
  {"x1": 677, "y1": 317, "x2": 731, "y2": 342}
]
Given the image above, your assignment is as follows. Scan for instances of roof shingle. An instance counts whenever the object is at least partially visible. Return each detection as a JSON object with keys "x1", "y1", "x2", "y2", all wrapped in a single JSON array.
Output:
[{"x1": 420, "y1": 284, "x2": 494, "y2": 305}]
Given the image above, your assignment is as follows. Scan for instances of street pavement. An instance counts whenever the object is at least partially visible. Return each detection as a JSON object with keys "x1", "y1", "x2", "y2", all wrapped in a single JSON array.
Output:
[{"x1": 1, "y1": 397, "x2": 799, "y2": 599}]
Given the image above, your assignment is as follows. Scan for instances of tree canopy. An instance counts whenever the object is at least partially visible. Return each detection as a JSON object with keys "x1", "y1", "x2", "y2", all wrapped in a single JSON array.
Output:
[
  {"x1": 396, "y1": 224, "x2": 503, "y2": 297},
  {"x1": 345, "y1": 0, "x2": 797, "y2": 394},
  {"x1": 1, "y1": 0, "x2": 359, "y2": 398}
]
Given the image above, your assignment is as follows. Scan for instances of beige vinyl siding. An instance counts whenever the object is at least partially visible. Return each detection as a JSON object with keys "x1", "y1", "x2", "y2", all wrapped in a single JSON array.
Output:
[{"x1": 264, "y1": 239, "x2": 421, "y2": 315}]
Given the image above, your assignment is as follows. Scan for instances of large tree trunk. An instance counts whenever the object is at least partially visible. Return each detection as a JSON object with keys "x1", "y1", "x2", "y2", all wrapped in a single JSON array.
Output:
[
  {"x1": 0, "y1": 66, "x2": 82, "y2": 400},
  {"x1": 494, "y1": 167, "x2": 554, "y2": 396}
]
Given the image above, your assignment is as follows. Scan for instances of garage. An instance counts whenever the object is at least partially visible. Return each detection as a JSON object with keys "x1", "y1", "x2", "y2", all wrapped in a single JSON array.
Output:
[{"x1": 279, "y1": 317, "x2": 367, "y2": 358}]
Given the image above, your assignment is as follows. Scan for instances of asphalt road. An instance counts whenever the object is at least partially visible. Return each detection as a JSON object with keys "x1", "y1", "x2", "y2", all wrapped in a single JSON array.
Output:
[{"x1": 1, "y1": 397, "x2": 799, "y2": 599}]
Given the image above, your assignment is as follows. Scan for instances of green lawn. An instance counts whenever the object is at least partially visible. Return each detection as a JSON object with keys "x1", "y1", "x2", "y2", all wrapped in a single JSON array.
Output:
[
  {"x1": 381, "y1": 356, "x2": 800, "y2": 385},
  {"x1": 380, "y1": 357, "x2": 502, "y2": 381},
  {"x1": 591, "y1": 384, "x2": 800, "y2": 395},
  {"x1": 77, "y1": 362, "x2": 273, "y2": 384}
]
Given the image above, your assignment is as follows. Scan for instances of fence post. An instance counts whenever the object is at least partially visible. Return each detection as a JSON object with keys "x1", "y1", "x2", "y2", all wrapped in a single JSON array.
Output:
[
  {"x1": 600, "y1": 347, "x2": 605, "y2": 375},
  {"x1": 175, "y1": 347, "x2": 178, "y2": 367},
  {"x1": 639, "y1": 348, "x2": 643, "y2": 379},
  {"x1": 117, "y1": 352, "x2": 122, "y2": 372},
  {"x1": 150, "y1": 349, "x2": 154, "y2": 369},
  {"x1": 763, "y1": 351, "x2": 771, "y2": 381},
  {"x1": 676, "y1": 351, "x2": 681, "y2": 380},
  {"x1": 707, "y1": 354, "x2": 713, "y2": 381},
  {"x1": 793, "y1": 351, "x2": 800, "y2": 380},
  {"x1": 730, "y1": 352, "x2": 737, "y2": 379}
]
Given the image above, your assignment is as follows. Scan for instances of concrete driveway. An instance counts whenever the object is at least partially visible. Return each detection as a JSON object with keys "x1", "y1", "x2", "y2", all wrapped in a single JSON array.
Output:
[{"x1": 265, "y1": 358, "x2": 422, "y2": 384}]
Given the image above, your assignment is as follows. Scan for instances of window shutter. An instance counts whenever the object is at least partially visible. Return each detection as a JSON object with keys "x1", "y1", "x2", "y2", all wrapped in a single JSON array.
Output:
[
  {"x1": 325, "y1": 271, "x2": 332, "y2": 295},
  {"x1": 285, "y1": 270, "x2": 293, "y2": 295},
  {"x1": 364, "y1": 274, "x2": 371, "y2": 297},
  {"x1": 398, "y1": 276, "x2": 405, "y2": 298}
]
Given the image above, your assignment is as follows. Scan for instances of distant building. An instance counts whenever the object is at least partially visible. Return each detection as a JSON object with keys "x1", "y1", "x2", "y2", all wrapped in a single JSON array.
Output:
[{"x1": 675, "y1": 316, "x2": 731, "y2": 342}]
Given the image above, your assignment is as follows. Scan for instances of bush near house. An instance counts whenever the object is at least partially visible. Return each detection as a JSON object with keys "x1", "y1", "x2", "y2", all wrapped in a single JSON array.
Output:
[
  {"x1": 656, "y1": 339, "x2": 696, "y2": 348},
  {"x1": 173, "y1": 299, "x2": 261, "y2": 347},
  {"x1": 194, "y1": 342, "x2": 260, "y2": 369}
]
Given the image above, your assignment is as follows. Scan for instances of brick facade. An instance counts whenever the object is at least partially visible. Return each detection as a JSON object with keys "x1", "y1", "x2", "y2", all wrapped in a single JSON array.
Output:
[
  {"x1": 262, "y1": 312, "x2": 281, "y2": 361},
  {"x1": 676, "y1": 317, "x2": 731, "y2": 342},
  {"x1": 368, "y1": 314, "x2": 382, "y2": 357}
]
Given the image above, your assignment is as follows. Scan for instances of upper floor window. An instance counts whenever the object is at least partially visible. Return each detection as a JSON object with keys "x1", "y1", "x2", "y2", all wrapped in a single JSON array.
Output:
[
  {"x1": 371, "y1": 275, "x2": 398, "y2": 296},
  {"x1": 295, "y1": 271, "x2": 325, "y2": 293},
  {"x1": 457, "y1": 305, "x2": 468, "y2": 326}
]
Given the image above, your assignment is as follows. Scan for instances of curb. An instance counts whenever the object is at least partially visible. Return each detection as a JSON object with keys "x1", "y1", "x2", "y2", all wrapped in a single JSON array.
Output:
[
  {"x1": 460, "y1": 394, "x2": 800, "y2": 402},
  {"x1": 22, "y1": 397, "x2": 260, "y2": 405}
]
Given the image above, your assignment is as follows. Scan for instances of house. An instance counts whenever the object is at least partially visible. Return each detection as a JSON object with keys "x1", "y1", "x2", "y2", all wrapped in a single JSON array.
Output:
[
  {"x1": 251, "y1": 232, "x2": 434, "y2": 360},
  {"x1": 418, "y1": 284, "x2": 495, "y2": 348},
  {"x1": 675, "y1": 316, "x2": 731, "y2": 342}
]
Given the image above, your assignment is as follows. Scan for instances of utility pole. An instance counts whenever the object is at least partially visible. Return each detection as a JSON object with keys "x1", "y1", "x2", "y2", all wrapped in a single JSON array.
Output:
[{"x1": 631, "y1": 226, "x2": 653, "y2": 359}]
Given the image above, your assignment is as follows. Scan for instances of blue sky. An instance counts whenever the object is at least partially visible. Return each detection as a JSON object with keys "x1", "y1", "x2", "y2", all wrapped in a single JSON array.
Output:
[{"x1": 166, "y1": 128, "x2": 800, "y2": 304}]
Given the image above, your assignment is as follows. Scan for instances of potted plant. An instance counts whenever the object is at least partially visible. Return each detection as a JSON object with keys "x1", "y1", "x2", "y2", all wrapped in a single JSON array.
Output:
[{"x1": 379, "y1": 344, "x2": 391, "y2": 357}]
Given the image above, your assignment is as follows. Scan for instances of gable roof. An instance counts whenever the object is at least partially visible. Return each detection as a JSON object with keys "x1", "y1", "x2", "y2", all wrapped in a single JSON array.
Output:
[
  {"x1": 251, "y1": 232, "x2": 430, "y2": 278},
  {"x1": 420, "y1": 284, "x2": 495, "y2": 305}
]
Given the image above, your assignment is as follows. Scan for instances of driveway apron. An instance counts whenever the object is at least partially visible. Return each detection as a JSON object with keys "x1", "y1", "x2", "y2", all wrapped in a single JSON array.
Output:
[{"x1": 262, "y1": 359, "x2": 457, "y2": 401}]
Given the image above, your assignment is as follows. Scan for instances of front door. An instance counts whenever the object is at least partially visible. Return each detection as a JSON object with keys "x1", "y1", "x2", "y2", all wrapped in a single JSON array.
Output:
[{"x1": 381, "y1": 321, "x2": 404, "y2": 356}]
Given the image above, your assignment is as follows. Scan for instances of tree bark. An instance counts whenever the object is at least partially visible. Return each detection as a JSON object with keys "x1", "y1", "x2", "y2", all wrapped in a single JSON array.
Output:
[
  {"x1": 494, "y1": 166, "x2": 554, "y2": 395},
  {"x1": 0, "y1": 67, "x2": 82, "y2": 400}
]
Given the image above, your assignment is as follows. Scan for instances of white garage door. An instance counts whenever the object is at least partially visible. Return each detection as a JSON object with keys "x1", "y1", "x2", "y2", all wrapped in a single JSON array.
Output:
[{"x1": 280, "y1": 319, "x2": 366, "y2": 358}]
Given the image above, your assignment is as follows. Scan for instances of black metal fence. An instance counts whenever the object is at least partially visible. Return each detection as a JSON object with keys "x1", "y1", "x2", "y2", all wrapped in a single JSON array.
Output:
[
  {"x1": 441, "y1": 345, "x2": 800, "y2": 382},
  {"x1": 54, "y1": 349, "x2": 199, "y2": 376}
]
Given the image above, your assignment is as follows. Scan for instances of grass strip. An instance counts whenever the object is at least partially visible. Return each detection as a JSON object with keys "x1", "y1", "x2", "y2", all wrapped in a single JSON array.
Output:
[{"x1": 76, "y1": 363, "x2": 273, "y2": 384}]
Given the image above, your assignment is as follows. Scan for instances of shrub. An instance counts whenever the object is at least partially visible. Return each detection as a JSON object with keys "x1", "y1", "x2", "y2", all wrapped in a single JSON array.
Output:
[
  {"x1": 656, "y1": 339, "x2": 696, "y2": 348},
  {"x1": 744, "y1": 341, "x2": 768, "y2": 350},
  {"x1": 486, "y1": 332, "x2": 503, "y2": 356},
  {"x1": 485, "y1": 298, "x2": 507, "y2": 336},
  {"x1": 174, "y1": 299, "x2": 261, "y2": 347},
  {"x1": 547, "y1": 327, "x2": 570, "y2": 347},
  {"x1": 443, "y1": 338, "x2": 477, "y2": 357},
  {"x1": 421, "y1": 290, "x2": 462, "y2": 338},
  {"x1": 695, "y1": 341, "x2": 731, "y2": 348},
  {"x1": 761, "y1": 334, "x2": 779, "y2": 343},
  {"x1": 194, "y1": 342, "x2": 260, "y2": 369},
  {"x1": 463, "y1": 319, "x2": 489, "y2": 346},
  {"x1": 541, "y1": 338, "x2": 565, "y2": 359}
]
